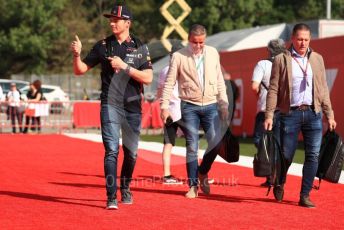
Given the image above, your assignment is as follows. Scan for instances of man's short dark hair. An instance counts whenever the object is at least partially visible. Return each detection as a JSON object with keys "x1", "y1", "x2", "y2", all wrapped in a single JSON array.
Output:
[
  {"x1": 188, "y1": 24, "x2": 207, "y2": 37},
  {"x1": 292, "y1": 23, "x2": 311, "y2": 36}
]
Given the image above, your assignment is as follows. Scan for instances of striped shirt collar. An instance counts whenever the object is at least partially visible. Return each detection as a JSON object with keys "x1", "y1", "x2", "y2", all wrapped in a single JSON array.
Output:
[{"x1": 290, "y1": 46, "x2": 311, "y2": 58}]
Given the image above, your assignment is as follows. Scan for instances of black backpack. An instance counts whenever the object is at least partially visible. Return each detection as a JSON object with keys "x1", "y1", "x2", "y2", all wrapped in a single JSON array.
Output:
[
  {"x1": 217, "y1": 127, "x2": 240, "y2": 163},
  {"x1": 253, "y1": 131, "x2": 287, "y2": 195},
  {"x1": 314, "y1": 130, "x2": 344, "y2": 189}
]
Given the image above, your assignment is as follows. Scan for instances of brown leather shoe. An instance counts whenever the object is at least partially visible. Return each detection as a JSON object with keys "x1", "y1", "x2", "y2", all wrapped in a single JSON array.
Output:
[
  {"x1": 185, "y1": 186, "x2": 198, "y2": 198},
  {"x1": 299, "y1": 195, "x2": 316, "y2": 208},
  {"x1": 273, "y1": 185, "x2": 284, "y2": 202},
  {"x1": 198, "y1": 173, "x2": 210, "y2": 194}
]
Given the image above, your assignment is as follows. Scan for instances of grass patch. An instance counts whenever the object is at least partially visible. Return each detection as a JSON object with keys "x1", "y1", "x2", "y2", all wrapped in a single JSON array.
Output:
[{"x1": 140, "y1": 134, "x2": 306, "y2": 164}]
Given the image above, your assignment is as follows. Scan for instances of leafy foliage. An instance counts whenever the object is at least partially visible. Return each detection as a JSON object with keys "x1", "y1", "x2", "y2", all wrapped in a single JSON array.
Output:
[
  {"x1": 0, "y1": 0, "x2": 343, "y2": 77},
  {"x1": 0, "y1": 0, "x2": 66, "y2": 77}
]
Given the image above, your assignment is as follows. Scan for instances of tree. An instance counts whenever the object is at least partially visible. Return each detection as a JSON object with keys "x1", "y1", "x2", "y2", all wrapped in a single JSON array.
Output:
[
  {"x1": 186, "y1": 0, "x2": 274, "y2": 34},
  {"x1": 0, "y1": 0, "x2": 67, "y2": 78},
  {"x1": 184, "y1": 0, "x2": 343, "y2": 35},
  {"x1": 1, "y1": 0, "x2": 343, "y2": 77},
  {"x1": 271, "y1": 0, "x2": 326, "y2": 22},
  {"x1": 332, "y1": 0, "x2": 344, "y2": 19}
]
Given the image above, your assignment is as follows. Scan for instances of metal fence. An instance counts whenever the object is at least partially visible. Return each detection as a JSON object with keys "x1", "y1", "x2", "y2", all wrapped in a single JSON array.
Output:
[
  {"x1": 11, "y1": 74, "x2": 101, "y2": 101},
  {"x1": 0, "y1": 100, "x2": 167, "y2": 134},
  {"x1": 10, "y1": 73, "x2": 156, "y2": 102},
  {"x1": 0, "y1": 101, "x2": 99, "y2": 134}
]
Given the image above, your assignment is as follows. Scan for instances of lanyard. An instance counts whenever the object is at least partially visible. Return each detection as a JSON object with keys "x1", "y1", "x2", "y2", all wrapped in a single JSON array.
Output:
[
  {"x1": 292, "y1": 55, "x2": 309, "y2": 86},
  {"x1": 292, "y1": 55, "x2": 309, "y2": 77},
  {"x1": 196, "y1": 56, "x2": 204, "y2": 71},
  {"x1": 195, "y1": 55, "x2": 204, "y2": 91}
]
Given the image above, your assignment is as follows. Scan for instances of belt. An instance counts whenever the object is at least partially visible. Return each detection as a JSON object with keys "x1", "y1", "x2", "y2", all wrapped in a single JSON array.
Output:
[{"x1": 290, "y1": 104, "x2": 314, "y2": 111}]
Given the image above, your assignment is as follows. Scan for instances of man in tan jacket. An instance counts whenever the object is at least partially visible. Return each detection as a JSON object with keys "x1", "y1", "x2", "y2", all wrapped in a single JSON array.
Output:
[
  {"x1": 264, "y1": 23, "x2": 336, "y2": 208},
  {"x1": 161, "y1": 24, "x2": 228, "y2": 198}
]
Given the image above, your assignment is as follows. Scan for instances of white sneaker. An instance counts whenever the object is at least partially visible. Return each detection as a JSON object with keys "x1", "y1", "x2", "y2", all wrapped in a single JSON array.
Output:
[
  {"x1": 163, "y1": 175, "x2": 183, "y2": 185},
  {"x1": 106, "y1": 199, "x2": 118, "y2": 210},
  {"x1": 208, "y1": 178, "x2": 215, "y2": 184}
]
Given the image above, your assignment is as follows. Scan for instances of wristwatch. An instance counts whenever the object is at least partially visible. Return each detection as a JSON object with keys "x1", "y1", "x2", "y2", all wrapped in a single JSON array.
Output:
[{"x1": 125, "y1": 65, "x2": 131, "y2": 74}]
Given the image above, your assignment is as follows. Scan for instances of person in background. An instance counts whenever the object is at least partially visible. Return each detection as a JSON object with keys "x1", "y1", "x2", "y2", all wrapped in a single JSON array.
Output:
[
  {"x1": 71, "y1": 3, "x2": 153, "y2": 209},
  {"x1": 7, "y1": 83, "x2": 22, "y2": 133},
  {"x1": 251, "y1": 39, "x2": 286, "y2": 187},
  {"x1": 0, "y1": 84, "x2": 3, "y2": 113},
  {"x1": 23, "y1": 83, "x2": 35, "y2": 133},
  {"x1": 222, "y1": 68, "x2": 239, "y2": 123},
  {"x1": 23, "y1": 80, "x2": 43, "y2": 133},
  {"x1": 0, "y1": 84, "x2": 3, "y2": 102},
  {"x1": 156, "y1": 43, "x2": 185, "y2": 185},
  {"x1": 83, "y1": 88, "x2": 90, "y2": 100},
  {"x1": 161, "y1": 24, "x2": 228, "y2": 198},
  {"x1": 264, "y1": 23, "x2": 337, "y2": 208}
]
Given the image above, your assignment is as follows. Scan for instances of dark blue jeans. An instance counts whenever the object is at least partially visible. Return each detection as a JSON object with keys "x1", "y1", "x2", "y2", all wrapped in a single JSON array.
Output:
[
  {"x1": 181, "y1": 101, "x2": 226, "y2": 187},
  {"x1": 101, "y1": 104, "x2": 141, "y2": 199},
  {"x1": 280, "y1": 109, "x2": 322, "y2": 196}
]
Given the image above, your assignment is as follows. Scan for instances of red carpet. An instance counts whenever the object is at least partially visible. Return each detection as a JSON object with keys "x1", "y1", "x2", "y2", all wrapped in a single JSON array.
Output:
[{"x1": 0, "y1": 134, "x2": 343, "y2": 229}]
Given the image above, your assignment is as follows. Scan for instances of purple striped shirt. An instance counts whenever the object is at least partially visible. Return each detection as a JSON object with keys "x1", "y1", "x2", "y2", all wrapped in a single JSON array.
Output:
[{"x1": 291, "y1": 48, "x2": 313, "y2": 106}]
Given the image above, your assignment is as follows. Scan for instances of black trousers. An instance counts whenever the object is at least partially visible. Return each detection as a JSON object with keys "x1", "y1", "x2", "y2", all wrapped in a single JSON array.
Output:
[
  {"x1": 23, "y1": 116, "x2": 41, "y2": 133},
  {"x1": 9, "y1": 106, "x2": 22, "y2": 133}
]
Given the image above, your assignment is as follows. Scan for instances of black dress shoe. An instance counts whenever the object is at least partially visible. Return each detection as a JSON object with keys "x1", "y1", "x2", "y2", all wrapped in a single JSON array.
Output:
[
  {"x1": 260, "y1": 180, "x2": 271, "y2": 187},
  {"x1": 299, "y1": 195, "x2": 316, "y2": 208},
  {"x1": 273, "y1": 185, "x2": 284, "y2": 202},
  {"x1": 260, "y1": 177, "x2": 272, "y2": 187}
]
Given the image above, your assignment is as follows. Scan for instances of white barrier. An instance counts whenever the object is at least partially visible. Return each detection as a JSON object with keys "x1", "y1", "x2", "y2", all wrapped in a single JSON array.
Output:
[
  {"x1": 0, "y1": 101, "x2": 74, "y2": 133},
  {"x1": 25, "y1": 102, "x2": 50, "y2": 117}
]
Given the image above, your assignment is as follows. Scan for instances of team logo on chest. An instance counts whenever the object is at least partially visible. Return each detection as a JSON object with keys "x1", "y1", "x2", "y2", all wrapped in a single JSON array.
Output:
[
  {"x1": 125, "y1": 48, "x2": 143, "y2": 64},
  {"x1": 127, "y1": 57, "x2": 134, "y2": 64}
]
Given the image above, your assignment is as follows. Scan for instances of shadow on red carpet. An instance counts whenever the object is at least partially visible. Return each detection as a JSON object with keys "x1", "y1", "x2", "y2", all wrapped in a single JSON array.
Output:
[{"x1": 0, "y1": 134, "x2": 343, "y2": 229}]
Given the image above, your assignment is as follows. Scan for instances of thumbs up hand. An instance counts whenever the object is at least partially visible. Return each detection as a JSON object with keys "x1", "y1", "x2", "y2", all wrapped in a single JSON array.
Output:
[{"x1": 71, "y1": 35, "x2": 82, "y2": 57}]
